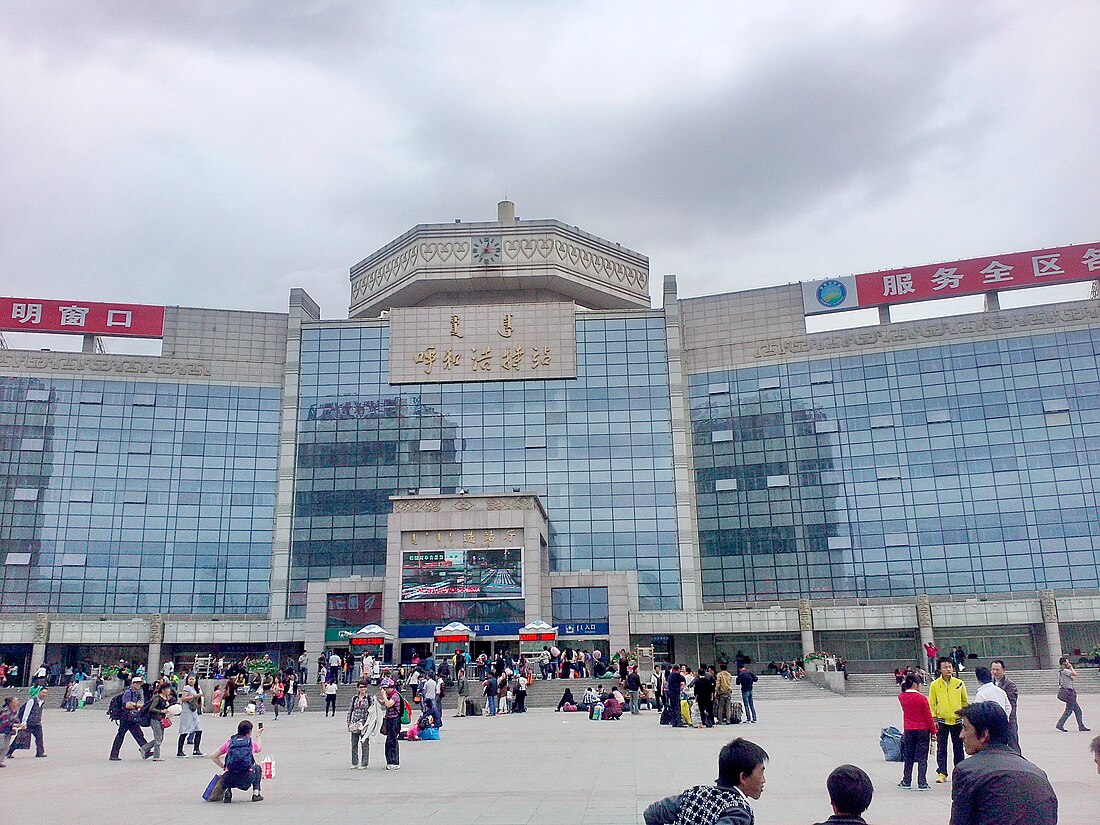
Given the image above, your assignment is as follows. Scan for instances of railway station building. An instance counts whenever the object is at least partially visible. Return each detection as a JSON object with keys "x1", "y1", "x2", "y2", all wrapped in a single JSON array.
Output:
[{"x1": 2, "y1": 202, "x2": 1100, "y2": 675}]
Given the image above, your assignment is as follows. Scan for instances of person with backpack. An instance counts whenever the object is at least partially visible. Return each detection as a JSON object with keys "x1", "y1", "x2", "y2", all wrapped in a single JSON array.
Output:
[
  {"x1": 0, "y1": 695, "x2": 19, "y2": 767},
  {"x1": 109, "y1": 676, "x2": 151, "y2": 761},
  {"x1": 210, "y1": 719, "x2": 264, "y2": 803},
  {"x1": 378, "y1": 678, "x2": 401, "y2": 770}
]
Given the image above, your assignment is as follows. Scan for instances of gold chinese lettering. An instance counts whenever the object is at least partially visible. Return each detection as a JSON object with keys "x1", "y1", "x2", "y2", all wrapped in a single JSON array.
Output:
[
  {"x1": 497, "y1": 314, "x2": 514, "y2": 338},
  {"x1": 501, "y1": 346, "x2": 524, "y2": 371},
  {"x1": 463, "y1": 531, "x2": 475, "y2": 545},
  {"x1": 531, "y1": 346, "x2": 551, "y2": 369},
  {"x1": 450, "y1": 315, "x2": 463, "y2": 338},
  {"x1": 410, "y1": 532, "x2": 418, "y2": 545},
  {"x1": 443, "y1": 348, "x2": 461, "y2": 370},
  {"x1": 505, "y1": 529, "x2": 517, "y2": 540},
  {"x1": 483, "y1": 529, "x2": 495, "y2": 544},
  {"x1": 471, "y1": 346, "x2": 492, "y2": 371},
  {"x1": 414, "y1": 346, "x2": 437, "y2": 374}
]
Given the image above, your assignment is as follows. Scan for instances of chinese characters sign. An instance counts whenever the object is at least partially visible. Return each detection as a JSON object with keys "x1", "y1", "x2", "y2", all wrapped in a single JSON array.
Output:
[
  {"x1": 389, "y1": 303, "x2": 577, "y2": 384},
  {"x1": 801, "y1": 242, "x2": 1100, "y2": 315},
  {"x1": 0, "y1": 297, "x2": 166, "y2": 337},
  {"x1": 400, "y1": 547, "x2": 523, "y2": 602}
]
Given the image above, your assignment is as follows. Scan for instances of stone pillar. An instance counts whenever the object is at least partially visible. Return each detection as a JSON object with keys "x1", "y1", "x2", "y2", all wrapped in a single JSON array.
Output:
[
  {"x1": 878, "y1": 305, "x2": 891, "y2": 324},
  {"x1": 147, "y1": 614, "x2": 164, "y2": 678},
  {"x1": 31, "y1": 613, "x2": 49, "y2": 679},
  {"x1": 663, "y1": 274, "x2": 703, "y2": 611},
  {"x1": 1039, "y1": 590, "x2": 1061, "y2": 669},
  {"x1": 798, "y1": 599, "x2": 815, "y2": 656},
  {"x1": 916, "y1": 594, "x2": 934, "y2": 667},
  {"x1": 984, "y1": 291, "x2": 1000, "y2": 312}
]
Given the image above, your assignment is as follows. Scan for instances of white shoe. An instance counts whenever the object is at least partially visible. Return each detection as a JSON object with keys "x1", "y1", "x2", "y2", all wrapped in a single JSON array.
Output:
[{"x1": 350, "y1": 765, "x2": 359, "y2": 770}]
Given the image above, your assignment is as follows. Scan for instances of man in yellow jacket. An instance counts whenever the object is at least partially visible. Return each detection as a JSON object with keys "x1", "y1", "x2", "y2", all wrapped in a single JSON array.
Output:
[{"x1": 928, "y1": 656, "x2": 969, "y2": 783}]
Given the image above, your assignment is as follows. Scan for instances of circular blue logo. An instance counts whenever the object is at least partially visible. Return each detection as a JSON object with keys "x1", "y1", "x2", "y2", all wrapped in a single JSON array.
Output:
[{"x1": 816, "y1": 280, "x2": 847, "y2": 308}]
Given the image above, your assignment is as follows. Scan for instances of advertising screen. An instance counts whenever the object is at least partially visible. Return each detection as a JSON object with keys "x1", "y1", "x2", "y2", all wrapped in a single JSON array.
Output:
[{"x1": 400, "y1": 547, "x2": 522, "y2": 602}]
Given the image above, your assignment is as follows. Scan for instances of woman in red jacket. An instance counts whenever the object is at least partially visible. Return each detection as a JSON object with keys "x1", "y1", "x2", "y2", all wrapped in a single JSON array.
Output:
[{"x1": 898, "y1": 672, "x2": 937, "y2": 790}]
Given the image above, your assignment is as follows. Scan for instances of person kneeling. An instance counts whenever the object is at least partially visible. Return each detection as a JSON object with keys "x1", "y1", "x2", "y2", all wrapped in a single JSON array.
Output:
[{"x1": 210, "y1": 720, "x2": 264, "y2": 803}]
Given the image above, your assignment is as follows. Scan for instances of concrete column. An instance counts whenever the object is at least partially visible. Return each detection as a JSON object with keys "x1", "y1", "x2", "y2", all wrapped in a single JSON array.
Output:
[
  {"x1": 878, "y1": 305, "x2": 891, "y2": 324},
  {"x1": 1039, "y1": 590, "x2": 1062, "y2": 669},
  {"x1": 147, "y1": 643, "x2": 162, "y2": 678},
  {"x1": 798, "y1": 599, "x2": 815, "y2": 656},
  {"x1": 916, "y1": 594, "x2": 934, "y2": 667},
  {"x1": 31, "y1": 613, "x2": 49, "y2": 680},
  {"x1": 30, "y1": 642, "x2": 46, "y2": 676},
  {"x1": 662, "y1": 273, "x2": 703, "y2": 611},
  {"x1": 984, "y1": 291, "x2": 1000, "y2": 312}
]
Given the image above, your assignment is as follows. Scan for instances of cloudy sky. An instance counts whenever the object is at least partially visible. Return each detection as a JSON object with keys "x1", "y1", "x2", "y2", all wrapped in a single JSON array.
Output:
[{"x1": 2, "y1": 1, "x2": 1098, "y2": 325}]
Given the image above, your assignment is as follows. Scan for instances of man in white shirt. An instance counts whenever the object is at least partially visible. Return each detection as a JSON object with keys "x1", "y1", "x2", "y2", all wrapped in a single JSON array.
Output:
[
  {"x1": 422, "y1": 674, "x2": 442, "y2": 728},
  {"x1": 327, "y1": 651, "x2": 341, "y2": 683},
  {"x1": 972, "y1": 665, "x2": 1011, "y2": 715}
]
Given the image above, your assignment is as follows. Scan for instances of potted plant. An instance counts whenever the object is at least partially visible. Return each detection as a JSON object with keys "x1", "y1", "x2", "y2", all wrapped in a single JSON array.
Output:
[{"x1": 804, "y1": 652, "x2": 830, "y2": 672}]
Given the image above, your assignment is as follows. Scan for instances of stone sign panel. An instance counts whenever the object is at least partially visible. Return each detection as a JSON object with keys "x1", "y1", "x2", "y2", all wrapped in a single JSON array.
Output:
[{"x1": 388, "y1": 303, "x2": 577, "y2": 384}]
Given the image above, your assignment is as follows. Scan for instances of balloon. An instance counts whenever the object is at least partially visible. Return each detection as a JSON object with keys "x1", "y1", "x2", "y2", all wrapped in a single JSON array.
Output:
[
  {"x1": 550, "y1": 646, "x2": 560, "y2": 657},
  {"x1": 593, "y1": 650, "x2": 602, "y2": 659}
]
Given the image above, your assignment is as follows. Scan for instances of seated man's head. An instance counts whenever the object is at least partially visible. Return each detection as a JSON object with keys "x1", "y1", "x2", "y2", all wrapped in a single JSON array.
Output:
[
  {"x1": 974, "y1": 666, "x2": 993, "y2": 685},
  {"x1": 1091, "y1": 735, "x2": 1100, "y2": 776},
  {"x1": 718, "y1": 738, "x2": 769, "y2": 799},
  {"x1": 825, "y1": 765, "x2": 873, "y2": 818},
  {"x1": 958, "y1": 702, "x2": 1010, "y2": 755},
  {"x1": 237, "y1": 720, "x2": 253, "y2": 736}
]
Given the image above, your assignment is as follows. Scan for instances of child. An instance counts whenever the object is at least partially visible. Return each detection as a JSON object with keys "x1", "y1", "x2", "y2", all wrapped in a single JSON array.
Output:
[
  {"x1": 255, "y1": 691, "x2": 267, "y2": 715},
  {"x1": 212, "y1": 684, "x2": 223, "y2": 716}
]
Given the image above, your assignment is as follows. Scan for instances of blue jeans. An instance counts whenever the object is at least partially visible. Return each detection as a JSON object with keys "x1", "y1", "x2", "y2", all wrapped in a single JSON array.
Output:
[
  {"x1": 629, "y1": 690, "x2": 640, "y2": 714},
  {"x1": 487, "y1": 694, "x2": 498, "y2": 715},
  {"x1": 742, "y1": 690, "x2": 757, "y2": 722}
]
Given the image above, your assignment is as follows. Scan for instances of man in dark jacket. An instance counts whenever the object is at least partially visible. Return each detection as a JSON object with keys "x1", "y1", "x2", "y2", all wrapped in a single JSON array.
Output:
[
  {"x1": 109, "y1": 676, "x2": 151, "y2": 760},
  {"x1": 736, "y1": 665, "x2": 758, "y2": 723},
  {"x1": 811, "y1": 765, "x2": 874, "y2": 825},
  {"x1": 5, "y1": 685, "x2": 47, "y2": 758},
  {"x1": 645, "y1": 738, "x2": 767, "y2": 825},
  {"x1": 626, "y1": 667, "x2": 643, "y2": 715},
  {"x1": 950, "y1": 703, "x2": 1056, "y2": 825},
  {"x1": 695, "y1": 668, "x2": 716, "y2": 728},
  {"x1": 666, "y1": 665, "x2": 686, "y2": 727},
  {"x1": 989, "y1": 659, "x2": 1020, "y2": 753}
]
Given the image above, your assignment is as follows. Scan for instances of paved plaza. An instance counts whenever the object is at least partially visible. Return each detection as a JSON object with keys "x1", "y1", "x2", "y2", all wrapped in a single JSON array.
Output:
[{"x1": 3, "y1": 689, "x2": 1096, "y2": 823}]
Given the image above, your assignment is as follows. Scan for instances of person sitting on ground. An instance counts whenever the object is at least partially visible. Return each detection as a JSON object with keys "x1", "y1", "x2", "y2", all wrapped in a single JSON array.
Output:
[
  {"x1": 811, "y1": 764, "x2": 874, "y2": 825},
  {"x1": 644, "y1": 738, "x2": 768, "y2": 825},
  {"x1": 210, "y1": 719, "x2": 264, "y2": 804},
  {"x1": 555, "y1": 688, "x2": 576, "y2": 712},
  {"x1": 581, "y1": 686, "x2": 600, "y2": 709},
  {"x1": 950, "y1": 702, "x2": 1056, "y2": 825},
  {"x1": 1091, "y1": 734, "x2": 1100, "y2": 775}
]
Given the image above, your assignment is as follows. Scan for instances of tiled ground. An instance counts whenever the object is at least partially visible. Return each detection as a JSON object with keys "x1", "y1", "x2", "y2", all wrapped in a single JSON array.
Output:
[{"x1": 2, "y1": 689, "x2": 1096, "y2": 823}]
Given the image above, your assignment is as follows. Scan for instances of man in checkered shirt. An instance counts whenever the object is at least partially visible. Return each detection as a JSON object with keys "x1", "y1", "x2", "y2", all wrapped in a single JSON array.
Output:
[{"x1": 644, "y1": 738, "x2": 767, "y2": 825}]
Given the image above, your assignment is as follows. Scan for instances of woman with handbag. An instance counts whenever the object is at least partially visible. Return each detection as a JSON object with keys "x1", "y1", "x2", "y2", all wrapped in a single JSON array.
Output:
[
  {"x1": 346, "y1": 683, "x2": 373, "y2": 769},
  {"x1": 177, "y1": 674, "x2": 204, "y2": 757},
  {"x1": 143, "y1": 682, "x2": 173, "y2": 761},
  {"x1": 1056, "y1": 657, "x2": 1091, "y2": 732}
]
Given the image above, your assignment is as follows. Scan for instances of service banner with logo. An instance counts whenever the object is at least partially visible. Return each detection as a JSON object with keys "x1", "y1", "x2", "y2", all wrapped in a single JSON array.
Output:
[{"x1": 802, "y1": 242, "x2": 1100, "y2": 315}]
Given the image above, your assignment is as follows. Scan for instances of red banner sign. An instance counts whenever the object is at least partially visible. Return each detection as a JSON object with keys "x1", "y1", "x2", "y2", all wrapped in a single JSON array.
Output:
[
  {"x1": 0, "y1": 297, "x2": 166, "y2": 338},
  {"x1": 350, "y1": 637, "x2": 385, "y2": 646},
  {"x1": 519, "y1": 632, "x2": 556, "y2": 642},
  {"x1": 855, "y1": 242, "x2": 1100, "y2": 306},
  {"x1": 434, "y1": 634, "x2": 469, "y2": 643}
]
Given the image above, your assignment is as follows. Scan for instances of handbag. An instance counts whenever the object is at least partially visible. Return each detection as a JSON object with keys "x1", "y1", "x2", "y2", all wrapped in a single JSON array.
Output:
[
  {"x1": 160, "y1": 716, "x2": 173, "y2": 729},
  {"x1": 1058, "y1": 687, "x2": 1077, "y2": 704},
  {"x1": 12, "y1": 728, "x2": 31, "y2": 751}
]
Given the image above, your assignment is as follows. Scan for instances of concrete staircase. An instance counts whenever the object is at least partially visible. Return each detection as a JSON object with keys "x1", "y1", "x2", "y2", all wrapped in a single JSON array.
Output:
[{"x1": 843, "y1": 668, "x2": 1100, "y2": 697}]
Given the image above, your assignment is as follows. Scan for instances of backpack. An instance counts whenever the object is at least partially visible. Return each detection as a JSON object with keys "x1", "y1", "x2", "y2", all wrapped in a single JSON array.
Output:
[
  {"x1": 225, "y1": 735, "x2": 254, "y2": 773},
  {"x1": 136, "y1": 696, "x2": 154, "y2": 728},
  {"x1": 400, "y1": 698, "x2": 412, "y2": 725},
  {"x1": 107, "y1": 693, "x2": 127, "y2": 722}
]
